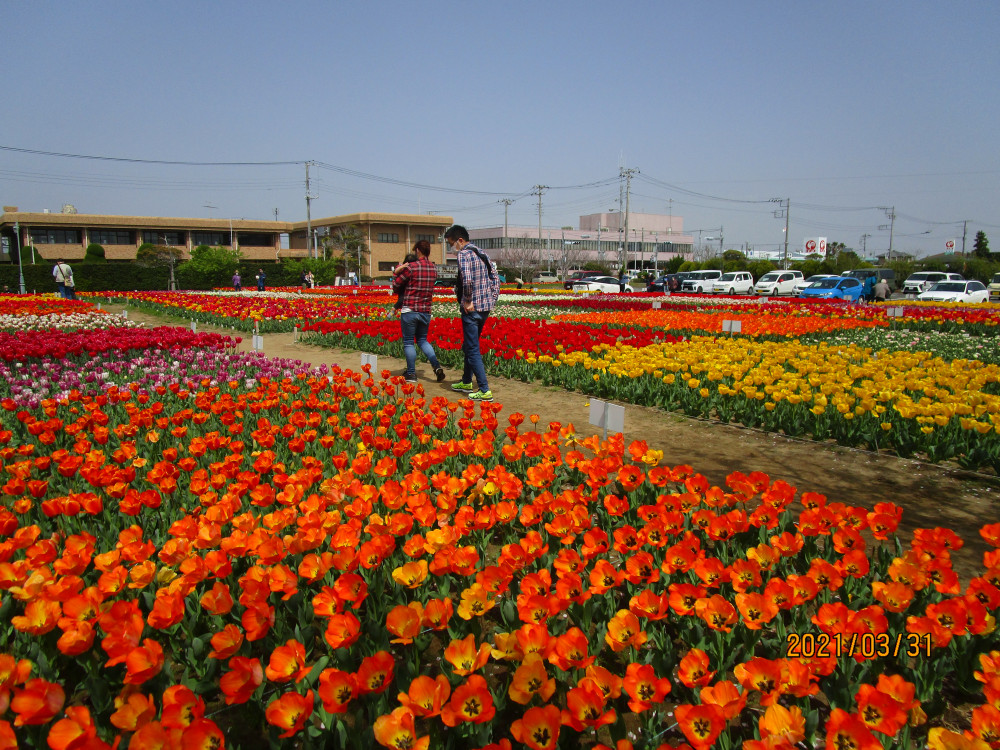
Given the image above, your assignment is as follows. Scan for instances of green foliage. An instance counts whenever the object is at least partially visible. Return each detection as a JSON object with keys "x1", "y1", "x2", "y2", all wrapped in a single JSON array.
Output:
[
  {"x1": 582, "y1": 261, "x2": 612, "y2": 274},
  {"x1": 747, "y1": 260, "x2": 777, "y2": 279},
  {"x1": 175, "y1": 245, "x2": 241, "y2": 290},
  {"x1": 83, "y1": 243, "x2": 107, "y2": 264},
  {"x1": 974, "y1": 230, "x2": 990, "y2": 258},
  {"x1": 832, "y1": 250, "x2": 864, "y2": 273}
]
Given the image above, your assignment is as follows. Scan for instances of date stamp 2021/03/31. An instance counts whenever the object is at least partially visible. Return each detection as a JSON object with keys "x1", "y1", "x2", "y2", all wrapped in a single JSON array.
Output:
[{"x1": 785, "y1": 631, "x2": 933, "y2": 659}]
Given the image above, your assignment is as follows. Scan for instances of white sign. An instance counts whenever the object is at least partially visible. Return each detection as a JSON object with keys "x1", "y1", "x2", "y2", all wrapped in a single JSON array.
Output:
[
  {"x1": 190, "y1": 321, "x2": 197, "y2": 333},
  {"x1": 361, "y1": 353, "x2": 378, "y2": 371},
  {"x1": 252, "y1": 334, "x2": 264, "y2": 351},
  {"x1": 945, "y1": 239, "x2": 956, "y2": 253},
  {"x1": 589, "y1": 398, "x2": 625, "y2": 438},
  {"x1": 804, "y1": 239, "x2": 817, "y2": 253},
  {"x1": 652, "y1": 301, "x2": 662, "y2": 309},
  {"x1": 722, "y1": 319, "x2": 743, "y2": 333},
  {"x1": 803, "y1": 237, "x2": 828, "y2": 255},
  {"x1": 886, "y1": 307, "x2": 904, "y2": 319}
]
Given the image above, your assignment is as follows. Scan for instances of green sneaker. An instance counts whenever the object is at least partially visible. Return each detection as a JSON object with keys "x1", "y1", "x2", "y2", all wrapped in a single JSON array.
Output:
[
  {"x1": 451, "y1": 382, "x2": 474, "y2": 392},
  {"x1": 468, "y1": 390, "x2": 493, "y2": 402}
]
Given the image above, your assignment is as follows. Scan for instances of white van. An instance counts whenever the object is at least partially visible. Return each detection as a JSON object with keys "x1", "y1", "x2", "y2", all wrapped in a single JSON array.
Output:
[
  {"x1": 902, "y1": 272, "x2": 964, "y2": 296},
  {"x1": 754, "y1": 271, "x2": 801, "y2": 296},
  {"x1": 680, "y1": 270, "x2": 723, "y2": 294},
  {"x1": 711, "y1": 272, "x2": 754, "y2": 295}
]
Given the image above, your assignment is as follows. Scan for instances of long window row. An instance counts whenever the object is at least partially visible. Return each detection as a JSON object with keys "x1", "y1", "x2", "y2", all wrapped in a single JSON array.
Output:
[{"x1": 27, "y1": 228, "x2": 277, "y2": 247}]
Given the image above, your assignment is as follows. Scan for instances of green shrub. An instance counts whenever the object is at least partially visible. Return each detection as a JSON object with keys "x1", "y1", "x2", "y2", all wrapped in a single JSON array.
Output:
[{"x1": 83, "y1": 243, "x2": 107, "y2": 263}]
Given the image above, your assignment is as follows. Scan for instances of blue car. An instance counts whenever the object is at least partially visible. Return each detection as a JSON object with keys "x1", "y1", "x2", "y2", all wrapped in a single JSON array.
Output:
[{"x1": 798, "y1": 276, "x2": 864, "y2": 301}]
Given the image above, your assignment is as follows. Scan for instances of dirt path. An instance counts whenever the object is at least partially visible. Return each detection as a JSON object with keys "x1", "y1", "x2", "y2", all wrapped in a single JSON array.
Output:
[{"x1": 111, "y1": 305, "x2": 998, "y2": 581}]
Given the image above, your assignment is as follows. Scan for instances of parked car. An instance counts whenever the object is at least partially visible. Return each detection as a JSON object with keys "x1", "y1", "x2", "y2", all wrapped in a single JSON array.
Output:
[
  {"x1": 563, "y1": 271, "x2": 594, "y2": 290},
  {"x1": 572, "y1": 275, "x2": 634, "y2": 293},
  {"x1": 753, "y1": 270, "x2": 801, "y2": 296},
  {"x1": 917, "y1": 280, "x2": 989, "y2": 303},
  {"x1": 989, "y1": 273, "x2": 1000, "y2": 302},
  {"x1": 710, "y1": 272, "x2": 754, "y2": 295},
  {"x1": 798, "y1": 276, "x2": 864, "y2": 301},
  {"x1": 532, "y1": 272, "x2": 560, "y2": 283},
  {"x1": 902, "y1": 272, "x2": 964, "y2": 296},
  {"x1": 843, "y1": 268, "x2": 896, "y2": 298},
  {"x1": 680, "y1": 270, "x2": 723, "y2": 294},
  {"x1": 793, "y1": 275, "x2": 839, "y2": 295}
]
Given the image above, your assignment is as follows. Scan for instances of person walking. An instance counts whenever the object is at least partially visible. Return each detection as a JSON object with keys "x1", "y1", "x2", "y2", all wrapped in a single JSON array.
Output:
[
  {"x1": 392, "y1": 241, "x2": 446, "y2": 385},
  {"x1": 873, "y1": 277, "x2": 890, "y2": 302},
  {"x1": 53, "y1": 261, "x2": 73, "y2": 299},
  {"x1": 255, "y1": 268, "x2": 266, "y2": 291},
  {"x1": 233, "y1": 271, "x2": 242, "y2": 291},
  {"x1": 619, "y1": 271, "x2": 627, "y2": 293},
  {"x1": 446, "y1": 225, "x2": 499, "y2": 402}
]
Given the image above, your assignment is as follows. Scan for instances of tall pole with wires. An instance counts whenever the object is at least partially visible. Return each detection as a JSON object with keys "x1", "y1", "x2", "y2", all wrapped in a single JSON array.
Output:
[
  {"x1": 305, "y1": 161, "x2": 315, "y2": 260},
  {"x1": 532, "y1": 186, "x2": 547, "y2": 267},
  {"x1": 499, "y1": 198, "x2": 513, "y2": 260},
  {"x1": 620, "y1": 167, "x2": 638, "y2": 273}
]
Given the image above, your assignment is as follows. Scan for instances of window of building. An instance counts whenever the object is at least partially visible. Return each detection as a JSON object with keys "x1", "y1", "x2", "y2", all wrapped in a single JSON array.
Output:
[
  {"x1": 237, "y1": 233, "x2": 275, "y2": 247},
  {"x1": 192, "y1": 232, "x2": 230, "y2": 247},
  {"x1": 377, "y1": 233, "x2": 400, "y2": 243},
  {"x1": 378, "y1": 261, "x2": 397, "y2": 272},
  {"x1": 89, "y1": 229, "x2": 135, "y2": 245},
  {"x1": 29, "y1": 228, "x2": 82, "y2": 244},
  {"x1": 141, "y1": 231, "x2": 185, "y2": 246},
  {"x1": 416, "y1": 233, "x2": 436, "y2": 243}
]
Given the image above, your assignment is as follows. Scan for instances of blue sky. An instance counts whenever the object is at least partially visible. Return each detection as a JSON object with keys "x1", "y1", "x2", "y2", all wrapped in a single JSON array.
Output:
[{"x1": 4, "y1": 1, "x2": 999, "y2": 256}]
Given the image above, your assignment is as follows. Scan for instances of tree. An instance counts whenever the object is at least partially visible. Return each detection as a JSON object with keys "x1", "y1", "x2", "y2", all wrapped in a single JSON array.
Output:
[
  {"x1": 136, "y1": 243, "x2": 184, "y2": 290},
  {"x1": 176, "y1": 245, "x2": 241, "y2": 290},
  {"x1": 497, "y1": 243, "x2": 541, "y2": 283},
  {"x1": 826, "y1": 241, "x2": 846, "y2": 259},
  {"x1": 326, "y1": 225, "x2": 368, "y2": 279},
  {"x1": 83, "y1": 243, "x2": 107, "y2": 264},
  {"x1": 974, "y1": 231, "x2": 990, "y2": 258},
  {"x1": 832, "y1": 250, "x2": 864, "y2": 273}
]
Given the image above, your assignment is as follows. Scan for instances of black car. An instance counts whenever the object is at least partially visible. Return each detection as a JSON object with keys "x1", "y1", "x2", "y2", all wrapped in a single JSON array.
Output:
[
  {"x1": 563, "y1": 271, "x2": 595, "y2": 290},
  {"x1": 434, "y1": 277, "x2": 457, "y2": 287},
  {"x1": 646, "y1": 272, "x2": 692, "y2": 293}
]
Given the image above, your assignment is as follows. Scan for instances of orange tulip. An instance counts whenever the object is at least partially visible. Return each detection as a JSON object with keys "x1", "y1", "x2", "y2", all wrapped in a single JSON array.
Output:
[
  {"x1": 758, "y1": 703, "x2": 806, "y2": 745},
  {"x1": 547, "y1": 627, "x2": 595, "y2": 671},
  {"x1": 386, "y1": 602, "x2": 424, "y2": 645},
  {"x1": 318, "y1": 668, "x2": 357, "y2": 714},
  {"x1": 124, "y1": 639, "x2": 165, "y2": 685},
  {"x1": 694, "y1": 594, "x2": 738, "y2": 633},
  {"x1": 10, "y1": 678, "x2": 65, "y2": 726},
  {"x1": 209, "y1": 624, "x2": 244, "y2": 660},
  {"x1": 219, "y1": 656, "x2": 263, "y2": 705},
  {"x1": 440, "y1": 674, "x2": 497, "y2": 727},
  {"x1": 508, "y1": 654, "x2": 556, "y2": 705},
  {"x1": 373, "y1": 707, "x2": 430, "y2": 750},
  {"x1": 674, "y1": 703, "x2": 726, "y2": 750},
  {"x1": 733, "y1": 657, "x2": 787, "y2": 706},
  {"x1": 323, "y1": 612, "x2": 361, "y2": 650},
  {"x1": 398, "y1": 675, "x2": 451, "y2": 718},
  {"x1": 699, "y1": 679, "x2": 746, "y2": 720},
  {"x1": 47, "y1": 705, "x2": 109, "y2": 750},
  {"x1": 855, "y1": 684, "x2": 908, "y2": 736},
  {"x1": 511, "y1": 704, "x2": 561, "y2": 750},
  {"x1": 443, "y1": 634, "x2": 491, "y2": 677},
  {"x1": 622, "y1": 662, "x2": 672, "y2": 713},
  {"x1": 180, "y1": 718, "x2": 226, "y2": 750},
  {"x1": 110, "y1": 691, "x2": 157, "y2": 731},
  {"x1": 356, "y1": 651, "x2": 395, "y2": 695},
  {"x1": 560, "y1": 682, "x2": 615, "y2": 732},
  {"x1": 391, "y1": 560, "x2": 429, "y2": 588},
  {"x1": 604, "y1": 609, "x2": 647, "y2": 652},
  {"x1": 421, "y1": 597, "x2": 453, "y2": 630},
  {"x1": 160, "y1": 685, "x2": 205, "y2": 729},
  {"x1": 735, "y1": 592, "x2": 779, "y2": 630},
  {"x1": 677, "y1": 648, "x2": 716, "y2": 689},
  {"x1": 265, "y1": 689, "x2": 314, "y2": 739},
  {"x1": 825, "y1": 708, "x2": 883, "y2": 750},
  {"x1": 265, "y1": 639, "x2": 311, "y2": 684}
]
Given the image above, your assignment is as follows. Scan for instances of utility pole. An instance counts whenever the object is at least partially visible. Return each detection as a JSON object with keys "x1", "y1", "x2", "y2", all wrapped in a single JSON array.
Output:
[
  {"x1": 621, "y1": 167, "x2": 638, "y2": 272},
  {"x1": 13, "y1": 221, "x2": 25, "y2": 294},
  {"x1": 860, "y1": 233, "x2": 871, "y2": 256},
  {"x1": 499, "y1": 198, "x2": 513, "y2": 258},
  {"x1": 878, "y1": 206, "x2": 896, "y2": 263},
  {"x1": 770, "y1": 198, "x2": 790, "y2": 269},
  {"x1": 719, "y1": 226, "x2": 724, "y2": 257},
  {"x1": 962, "y1": 219, "x2": 969, "y2": 255},
  {"x1": 305, "y1": 161, "x2": 315, "y2": 259},
  {"x1": 532, "y1": 185, "x2": 547, "y2": 266}
]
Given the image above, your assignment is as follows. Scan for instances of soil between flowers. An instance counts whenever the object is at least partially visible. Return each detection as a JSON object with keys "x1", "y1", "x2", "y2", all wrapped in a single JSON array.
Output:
[{"x1": 112, "y1": 305, "x2": 999, "y2": 584}]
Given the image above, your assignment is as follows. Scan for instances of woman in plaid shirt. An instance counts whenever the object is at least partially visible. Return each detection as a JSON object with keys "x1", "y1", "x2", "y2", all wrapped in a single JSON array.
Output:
[{"x1": 392, "y1": 240, "x2": 446, "y2": 384}]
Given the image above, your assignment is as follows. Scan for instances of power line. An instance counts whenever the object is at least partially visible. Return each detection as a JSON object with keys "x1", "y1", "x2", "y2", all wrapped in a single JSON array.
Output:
[{"x1": 0, "y1": 145, "x2": 302, "y2": 166}]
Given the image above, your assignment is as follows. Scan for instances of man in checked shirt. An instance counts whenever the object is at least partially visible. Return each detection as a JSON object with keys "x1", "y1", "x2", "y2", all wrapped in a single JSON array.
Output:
[
  {"x1": 392, "y1": 240, "x2": 446, "y2": 384},
  {"x1": 445, "y1": 224, "x2": 500, "y2": 402}
]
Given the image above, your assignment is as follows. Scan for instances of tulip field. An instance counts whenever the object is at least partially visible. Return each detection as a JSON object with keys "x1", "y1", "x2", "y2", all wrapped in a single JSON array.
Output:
[{"x1": 1, "y1": 288, "x2": 999, "y2": 749}]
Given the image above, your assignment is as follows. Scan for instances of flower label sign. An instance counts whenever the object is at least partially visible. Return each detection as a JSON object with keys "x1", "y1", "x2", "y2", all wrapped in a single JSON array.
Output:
[
  {"x1": 722, "y1": 319, "x2": 743, "y2": 334},
  {"x1": 589, "y1": 398, "x2": 625, "y2": 439},
  {"x1": 361, "y1": 352, "x2": 378, "y2": 370}
]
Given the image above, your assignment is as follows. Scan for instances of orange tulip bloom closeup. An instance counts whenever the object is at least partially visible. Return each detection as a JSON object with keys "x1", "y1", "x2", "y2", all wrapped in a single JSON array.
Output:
[
  {"x1": 219, "y1": 656, "x2": 264, "y2": 705},
  {"x1": 318, "y1": 668, "x2": 357, "y2": 714},
  {"x1": 265, "y1": 689, "x2": 314, "y2": 739},
  {"x1": 622, "y1": 662, "x2": 672, "y2": 713},
  {"x1": 677, "y1": 648, "x2": 716, "y2": 689},
  {"x1": 511, "y1": 704, "x2": 561, "y2": 750},
  {"x1": 265, "y1": 639, "x2": 311, "y2": 684},
  {"x1": 373, "y1": 707, "x2": 430, "y2": 750},
  {"x1": 440, "y1": 674, "x2": 496, "y2": 726},
  {"x1": 508, "y1": 654, "x2": 556, "y2": 705},
  {"x1": 824, "y1": 708, "x2": 883, "y2": 750},
  {"x1": 11, "y1": 679, "x2": 65, "y2": 726},
  {"x1": 444, "y1": 633, "x2": 492, "y2": 676},
  {"x1": 398, "y1": 674, "x2": 451, "y2": 718},
  {"x1": 605, "y1": 609, "x2": 648, "y2": 652},
  {"x1": 674, "y1": 703, "x2": 726, "y2": 749}
]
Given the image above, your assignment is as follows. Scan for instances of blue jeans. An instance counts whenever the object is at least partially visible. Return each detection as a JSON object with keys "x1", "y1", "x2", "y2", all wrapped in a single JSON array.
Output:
[
  {"x1": 460, "y1": 309, "x2": 489, "y2": 391},
  {"x1": 400, "y1": 312, "x2": 440, "y2": 378}
]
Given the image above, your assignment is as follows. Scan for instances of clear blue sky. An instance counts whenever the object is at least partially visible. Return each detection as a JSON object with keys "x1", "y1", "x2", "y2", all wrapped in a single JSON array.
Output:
[{"x1": 4, "y1": 1, "x2": 999, "y2": 256}]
